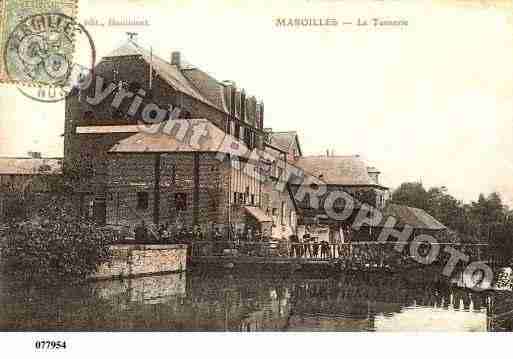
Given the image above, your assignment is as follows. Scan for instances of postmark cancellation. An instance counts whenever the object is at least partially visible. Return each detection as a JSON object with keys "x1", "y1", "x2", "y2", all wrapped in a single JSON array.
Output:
[{"x1": 0, "y1": 0, "x2": 78, "y2": 85}]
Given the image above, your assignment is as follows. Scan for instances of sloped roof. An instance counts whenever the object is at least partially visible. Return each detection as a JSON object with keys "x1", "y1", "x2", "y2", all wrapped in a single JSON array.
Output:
[
  {"x1": 244, "y1": 206, "x2": 272, "y2": 223},
  {"x1": 181, "y1": 68, "x2": 228, "y2": 112},
  {"x1": 102, "y1": 41, "x2": 220, "y2": 111},
  {"x1": 0, "y1": 158, "x2": 62, "y2": 175},
  {"x1": 380, "y1": 203, "x2": 447, "y2": 230},
  {"x1": 109, "y1": 119, "x2": 251, "y2": 157},
  {"x1": 294, "y1": 155, "x2": 378, "y2": 186},
  {"x1": 268, "y1": 131, "x2": 301, "y2": 154}
]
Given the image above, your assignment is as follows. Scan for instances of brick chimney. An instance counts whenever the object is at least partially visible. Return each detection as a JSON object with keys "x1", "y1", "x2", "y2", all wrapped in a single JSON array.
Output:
[
  {"x1": 28, "y1": 151, "x2": 42, "y2": 159},
  {"x1": 171, "y1": 51, "x2": 181, "y2": 68}
]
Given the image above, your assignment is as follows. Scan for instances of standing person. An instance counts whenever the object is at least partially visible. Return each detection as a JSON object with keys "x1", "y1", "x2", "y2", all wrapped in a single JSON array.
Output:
[
  {"x1": 213, "y1": 226, "x2": 222, "y2": 255},
  {"x1": 213, "y1": 226, "x2": 222, "y2": 241},
  {"x1": 289, "y1": 234, "x2": 299, "y2": 257},
  {"x1": 320, "y1": 240, "x2": 329, "y2": 259},
  {"x1": 158, "y1": 224, "x2": 165, "y2": 242},
  {"x1": 303, "y1": 231, "x2": 311, "y2": 258},
  {"x1": 159, "y1": 224, "x2": 169, "y2": 242},
  {"x1": 236, "y1": 227, "x2": 243, "y2": 247},
  {"x1": 193, "y1": 225, "x2": 202, "y2": 241},
  {"x1": 248, "y1": 227, "x2": 257, "y2": 255},
  {"x1": 135, "y1": 220, "x2": 148, "y2": 243},
  {"x1": 312, "y1": 238, "x2": 319, "y2": 258},
  {"x1": 178, "y1": 227, "x2": 187, "y2": 244}
]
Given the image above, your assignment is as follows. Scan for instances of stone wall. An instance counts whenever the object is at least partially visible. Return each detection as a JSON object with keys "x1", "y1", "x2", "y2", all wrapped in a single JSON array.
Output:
[{"x1": 94, "y1": 244, "x2": 187, "y2": 280}]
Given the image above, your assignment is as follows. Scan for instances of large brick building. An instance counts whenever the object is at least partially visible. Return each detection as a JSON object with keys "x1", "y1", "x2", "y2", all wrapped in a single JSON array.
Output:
[
  {"x1": 63, "y1": 38, "x2": 446, "y2": 243},
  {"x1": 64, "y1": 39, "x2": 297, "y2": 238}
]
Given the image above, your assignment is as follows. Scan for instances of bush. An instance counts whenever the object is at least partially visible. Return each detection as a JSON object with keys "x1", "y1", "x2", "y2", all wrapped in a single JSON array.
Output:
[{"x1": 0, "y1": 219, "x2": 113, "y2": 286}]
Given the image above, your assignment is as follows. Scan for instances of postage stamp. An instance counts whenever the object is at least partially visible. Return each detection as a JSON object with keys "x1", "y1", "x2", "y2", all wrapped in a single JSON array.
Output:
[{"x1": 0, "y1": 0, "x2": 78, "y2": 85}]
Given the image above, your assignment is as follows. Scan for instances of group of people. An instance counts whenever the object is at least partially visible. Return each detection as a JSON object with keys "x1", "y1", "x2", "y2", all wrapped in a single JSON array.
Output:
[
  {"x1": 134, "y1": 221, "x2": 217, "y2": 243},
  {"x1": 133, "y1": 221, "x2": 272, "y2": 245},
  {"x1": 289, "y1": 234, "x2": 336, "y2": 259}
]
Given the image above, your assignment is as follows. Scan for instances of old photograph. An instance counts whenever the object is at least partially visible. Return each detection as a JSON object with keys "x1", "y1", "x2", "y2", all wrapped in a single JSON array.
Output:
[{"x1": 0, "y1": 0, "x2": 512, "y2": 355}]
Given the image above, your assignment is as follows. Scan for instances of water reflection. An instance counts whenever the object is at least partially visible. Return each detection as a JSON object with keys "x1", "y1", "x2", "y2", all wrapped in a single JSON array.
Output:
[{"x1": 0, "y1": 270, "x2": 512, "y2": 331}]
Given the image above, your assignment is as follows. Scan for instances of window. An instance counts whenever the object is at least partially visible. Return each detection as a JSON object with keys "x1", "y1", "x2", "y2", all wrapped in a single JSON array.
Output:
[
  {"x1": 238, "y1": 192, "x2": 244, "y2": 204},
  {"x1": 137, "y1": 192, "x2": 149, "y2": 210},
  {"x1": 245, "y1": 186, "x2": 249, "y2": 202},
  {"x1": 233, "y1": 192, "x2": 238, "y2": 204},
  {"x1": 281, "y1": 202, "x2": 285, "y2": 225},
  {"x1": 175, "y1": 193, "x2": 187, "y2": 211},
  {"x1": 251, "y1": 194, "x2": 255, "y2": 205},
  {"x1": 234, "y1": 123, "x2": 240, "y2": 139}
]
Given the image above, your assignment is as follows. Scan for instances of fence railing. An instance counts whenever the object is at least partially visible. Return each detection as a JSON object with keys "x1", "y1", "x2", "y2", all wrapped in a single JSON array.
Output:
[
  {"x1": 188, "y1": 240, "x2": 353, "y2": 259},
  {"x1": 108, "y1": 231, "x2": 510, "y2": 267}
]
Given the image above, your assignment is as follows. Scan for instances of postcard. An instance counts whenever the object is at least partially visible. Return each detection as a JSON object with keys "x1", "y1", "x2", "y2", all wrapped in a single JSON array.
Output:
[{"x1": 0, "y1": 0, "x2": 512, "y2": 356}]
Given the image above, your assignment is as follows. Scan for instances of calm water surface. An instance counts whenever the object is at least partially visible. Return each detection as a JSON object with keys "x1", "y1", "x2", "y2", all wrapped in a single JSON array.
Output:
[{"x1": 1, "y1": 269, "x2": 512, "y2": 331}]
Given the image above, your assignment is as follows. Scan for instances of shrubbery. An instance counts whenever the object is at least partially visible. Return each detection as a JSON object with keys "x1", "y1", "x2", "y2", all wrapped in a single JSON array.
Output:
[{"x1": 0, "y1": 196, "x2": 113, "y2": 286}]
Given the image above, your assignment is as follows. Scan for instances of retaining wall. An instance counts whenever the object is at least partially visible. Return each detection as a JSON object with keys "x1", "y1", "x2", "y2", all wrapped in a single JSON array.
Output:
[{"x1": 94, "y1": 244, "x2": 187, "y2": 279}]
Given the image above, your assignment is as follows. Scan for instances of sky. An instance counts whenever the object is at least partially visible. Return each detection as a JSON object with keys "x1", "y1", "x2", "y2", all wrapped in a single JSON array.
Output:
[{"x1": 1, "y1": 0, "x2": 512, "y2": 205}]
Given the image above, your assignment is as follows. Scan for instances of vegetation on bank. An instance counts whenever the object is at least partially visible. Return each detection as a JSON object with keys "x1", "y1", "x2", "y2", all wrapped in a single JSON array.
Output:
[
  {"x1": 0, "y1": 196, "x2": 113, "y2": 286},
  {"x1": 391, "y1": 182, "x2": 513, "y2": 249}
]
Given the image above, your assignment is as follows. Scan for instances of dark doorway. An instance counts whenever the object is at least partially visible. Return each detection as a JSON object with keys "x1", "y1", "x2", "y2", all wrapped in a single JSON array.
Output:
[{"x1": 93, "y1": 199, "x2": 106, "y2": 225}]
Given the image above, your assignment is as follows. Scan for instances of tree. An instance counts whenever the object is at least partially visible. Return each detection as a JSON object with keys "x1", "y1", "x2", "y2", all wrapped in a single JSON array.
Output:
[
  {"x1": 391, "y1": 183, "x2": 512, "y2": 253},
  {"x1": 426, "y1": 186, "x2": 465, "y2": 233},
  {"x1": 391, "y1": 182, "x2": 429, "y2": 210},
  {"x1": 1, "y1": 195, "x2": 113, "y2": 286}
]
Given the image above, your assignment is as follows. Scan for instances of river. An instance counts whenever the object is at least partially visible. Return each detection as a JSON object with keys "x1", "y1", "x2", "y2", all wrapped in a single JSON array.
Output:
[{"x1": 1, "y1": 269, "x2": 512, "y2": 331}]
